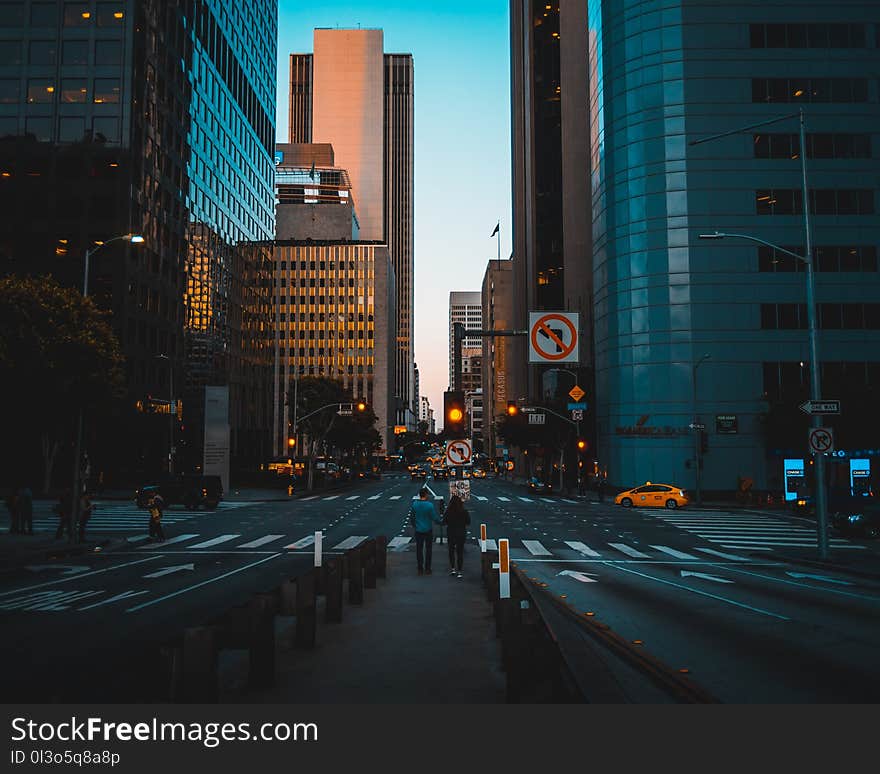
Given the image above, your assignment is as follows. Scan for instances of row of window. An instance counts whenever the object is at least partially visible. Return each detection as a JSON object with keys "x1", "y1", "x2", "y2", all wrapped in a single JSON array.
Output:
[
  {"x1": 278, "y1": 313, "x2": 374, "y2": 323},
  {"x1": 756, "y1": 189, "x2": 874, "y2": 216},
  {"x1": 749, "y1": 23, "x2": 868, "y2": 49},
  {"x1": 0, "y1": 77, "x2": 119, "y2": 103},
  {"x1": 281, "y1": 329, "x2": 374, "y2": 341},
  {"x1": 0, "y1": 113, "x2": 118, "y2": 142},
  {"x1": 752, "y1": 78, "x2": 869, "y2": 104},
  {"x1": 0, "y1": 2, "x2": 126, "y2": 28},
  {"x1": 753, "y1": 133, "x2": 871, "y2": 160},
  {"x1": 762, "y1": 361, "x2": 880, "y2": 401},
  {"x1": 0, "y1": 38, "x2": 122, "y2": 67},
  {"x1": 282, "y1": 297, "x2": 370, "y2": 307},
  {"x1": 758, "y1": 245, "x2": 878, "y2": 273},
  {"x1": 760, "y1": 303, "x2": 880, "y2": 330},
  {"x1": 286, "y1": 365, "x2": 373, "y2": 376}
]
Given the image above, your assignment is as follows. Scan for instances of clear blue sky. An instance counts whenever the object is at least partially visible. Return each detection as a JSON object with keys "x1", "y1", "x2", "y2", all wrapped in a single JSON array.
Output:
[{"x1": 276, "y1": 1, "x2": 512, "y2": 424}]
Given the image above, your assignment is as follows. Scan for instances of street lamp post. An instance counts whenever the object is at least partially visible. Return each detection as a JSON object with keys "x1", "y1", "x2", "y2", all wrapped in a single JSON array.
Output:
[
  {"x1": 693, "y1": 108, "x2": 829, "y2": 560},
  {"x1": 692, "y1": 354, "x2": 711, "y2": 505},
  {"x1": 68, "y1": 233, "x2": 143, "y2": 543}
]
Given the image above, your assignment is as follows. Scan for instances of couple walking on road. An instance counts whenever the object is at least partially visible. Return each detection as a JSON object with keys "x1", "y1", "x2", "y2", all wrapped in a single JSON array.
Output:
[{"x1": 408, "y1": 488, "x2": 471, "y2": 577}]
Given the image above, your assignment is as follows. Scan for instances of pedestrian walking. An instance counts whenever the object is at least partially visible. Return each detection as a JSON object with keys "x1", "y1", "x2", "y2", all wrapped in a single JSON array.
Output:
[
  {"x1": 596, "y1": 475, "x2": 606, "y2": 503},
  {"x1": 54, "y1": 488, "x2": 73, "y2": 540},
  {"x1": 77, "y1": 492, "x2": 93, "y2": 542},
  {"x1": 17, "y1": 486, "x2": 33, "y2": 535},
  {"x1": 148, "y1": 493, "x2": 166, "y2": 542},
  {"x1": 5, "y1": 489, "x2": 19, "y2": 534},
  {"x1": 443, "y1": 494, "x2": 470, "y2": 577},
  {"x1": 408, "y1": 487, "x2": 442, "y2": 575}
]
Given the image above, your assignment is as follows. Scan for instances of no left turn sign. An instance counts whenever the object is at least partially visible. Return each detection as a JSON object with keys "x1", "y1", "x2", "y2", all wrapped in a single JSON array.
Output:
[
  {"x1": 808, "y1": 427, "x2": 834, "y2": 454},
  {"x1": 446, "y1": 439, "x2": 473, "y2": 466},
  {"x1": 529, "y1": 311, "x2": 579, "y2": 364}
]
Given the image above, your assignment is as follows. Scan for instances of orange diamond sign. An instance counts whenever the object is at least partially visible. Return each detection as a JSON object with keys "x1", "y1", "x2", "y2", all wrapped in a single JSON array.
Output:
[{"x1": 569, "y1": 385, "x2": 585, "y2": 402}]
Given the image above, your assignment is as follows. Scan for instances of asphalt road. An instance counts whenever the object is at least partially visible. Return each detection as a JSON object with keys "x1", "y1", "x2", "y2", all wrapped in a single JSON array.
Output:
[{"x1": 2, "y1": 473, "x2": 879, "y2": 702}]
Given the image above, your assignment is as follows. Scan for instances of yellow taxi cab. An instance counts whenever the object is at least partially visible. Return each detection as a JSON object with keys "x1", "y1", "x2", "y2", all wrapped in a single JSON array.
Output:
[
  {"x1": 472, "y1": 468, "x2": 486, "y2": 479},
  {"x1": 615, "y1": 482, "x2": 689, "y2": 510}
]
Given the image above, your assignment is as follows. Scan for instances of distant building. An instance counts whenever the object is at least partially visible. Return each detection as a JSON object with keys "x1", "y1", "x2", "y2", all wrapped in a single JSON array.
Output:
[
  {"x1": 481, "y1": 259, "x2": 514, "y2": 456},
  {"x1": 466, "y1": 389, "x2": 484, "y2": 448},
  {"x1": 289, "y1": 29, "x2": 416, "y2": 428},
  {"x1": 449, "y1": 291, "x2": 483, "y2": 390},
  {"x1": 419, "y1": 395, "x2": 434, "y2": 435}
]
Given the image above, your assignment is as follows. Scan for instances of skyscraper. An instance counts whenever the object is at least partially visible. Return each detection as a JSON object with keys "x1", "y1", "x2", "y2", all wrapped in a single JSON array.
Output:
[
  {"x1": 288, "y1": 30, "x2": 415, "y2": 429},
  {"x1": 449, "y1": 290, "x2": 483, "y2": 395},
  {"x1": 0, "y1": 0, "x2": 277, "y2": 482}
]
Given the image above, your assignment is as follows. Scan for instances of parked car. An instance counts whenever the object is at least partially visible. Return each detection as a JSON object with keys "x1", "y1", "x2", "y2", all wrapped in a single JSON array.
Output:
[
  {"x1": 136, "y1": 475, "x2": 223, "y2": 510},
  {"x1": 615, "y1": 482, "x2": 689, "y2": 510},
  {"x1": 527, "y1": 477, "x2": 553, "y2": 495},
  {"x1": 411, "y1": 466, "x2": 428, "y2": 481},
  {"x1": 831, "y1": 498, "x2": 879, "y2": 539}
]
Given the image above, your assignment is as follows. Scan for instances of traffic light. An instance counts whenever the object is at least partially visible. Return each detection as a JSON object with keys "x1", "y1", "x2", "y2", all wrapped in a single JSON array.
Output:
[
  {"x1": 288, "y1": 437, "x2": 296, "y2": 448},
  {"x1": 443, "y1": 390, "x2": 465, "y2": 437},
  {"x1": 356, "y1": 399, "x2": 367, "y2": 412},
  {"x1": 507, "y1": 401, "x2": 518, "y2": 417},
  {"x1": 577, "y1": 439, "x2": 587, "y2": 452}
]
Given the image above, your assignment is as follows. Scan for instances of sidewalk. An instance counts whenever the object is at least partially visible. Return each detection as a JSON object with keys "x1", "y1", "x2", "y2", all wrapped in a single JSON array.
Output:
[{"x1": 232, "y1": 551, "x2": 506, "y2": 703}]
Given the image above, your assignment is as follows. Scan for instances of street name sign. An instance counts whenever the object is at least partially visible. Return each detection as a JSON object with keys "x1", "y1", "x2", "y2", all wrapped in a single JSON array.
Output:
[
  {"x1": 799, "y1": 400, "x2": 841, "y2": 415},
  {"x1": 567, "y1": 402, "x2": 587, "y2": 410},
  {"x1": 528, "y1": 413, "x2": 546, "y2": 425},
  {"x1": 529, "y1": 311, "x2": 579, "y2": 364}
]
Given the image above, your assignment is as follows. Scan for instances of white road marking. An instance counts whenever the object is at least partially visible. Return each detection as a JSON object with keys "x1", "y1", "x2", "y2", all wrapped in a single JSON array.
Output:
[
  {"x1": 680, "y1": 570, "x2": 734, "y2": 584},
  {"x1": 143, "y1": 563, "x2": 194, "y2": 579},
  {"x1": 694, "y1": 548, "x2": 750, "y2": 562},
  {"x1": 557, "y1": 570, "x2": 599, "y2": 583},
  {"x1": 301, "y1": 496, "x2": 319, "y2": 501},
  {"x1": 237, "y1": 534, "x2": 285, "y2": 549},
  {"x1": 650, "y1": 545, "x2": 699, "y2": 560},
  {"x1": 522, "y1": 540, "x2": 552, "y2": 556},
  {"x1": 368, "y1": 495, "x2": 382, "y2": 500},
  {"x1": 560, "y1": 498, "x2": 578, "y2": 504},
  {"x1": 564, "y1": 541, "x2": 601, "y2": 557},
  {"x1": 388, "y1": 537, "x2": 411, "y2": 550},
  {"x1": 78, "y1": 590, "x2": 149, "y2": 611},
  {"x1": 389, "y1": 496, "x2": 402, "y2": 501},
  {"x1": 346, "y1": 496, "x2": 360, "y2": 501},
  {"x1": 322, "y1": 495, "x2": 341, "y2": 501},
  {"x1": 285, "y1": 535, "x2": 316, "y2": 550},
  {"x1": 138, "y1": 533, "x2": 199, "y2": 548},
  {"x1": 187, "y1": 534, "x2": 240, "y2": 549},
  {"x1": 608, "y1": 543, "x2": 650, "y2": 558},
  {"x1": 0, "y1": 556, "x2": 164, "y2": 597},
  {"x1": 474, "y1": 496, "x2": 488, "y2": 501},
  {"x1": 498, "y1": 497, "x2": 511, "y2": 502},
  {"x1": 519, "y1": 497, "x2": 534, "y2": 503},
  {"x1": 332, "y1": 535, "x2": 368, "y2": 550}
]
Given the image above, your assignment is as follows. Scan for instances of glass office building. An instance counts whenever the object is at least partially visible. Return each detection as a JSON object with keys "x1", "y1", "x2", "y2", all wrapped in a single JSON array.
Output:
[
  {"x1": 0, "y1": 0, "x2": 277, "y2": 481},
  {"x1": 589, "y1": 0, "x2": 880, "y2": 493}
]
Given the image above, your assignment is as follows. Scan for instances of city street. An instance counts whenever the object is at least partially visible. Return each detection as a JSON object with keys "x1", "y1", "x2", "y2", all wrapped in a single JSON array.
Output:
[{"x1": 2, "y1": 474, "x2": 879, "y2": 702}]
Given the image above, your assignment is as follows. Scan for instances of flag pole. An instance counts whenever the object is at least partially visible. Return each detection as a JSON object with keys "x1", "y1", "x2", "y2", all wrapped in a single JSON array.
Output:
[{"x1": 497, "y1": 219, "x2": 501, "y2": 261}]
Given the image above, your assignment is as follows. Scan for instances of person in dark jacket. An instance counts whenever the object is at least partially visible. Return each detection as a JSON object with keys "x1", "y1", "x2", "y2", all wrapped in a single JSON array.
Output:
[{"x1": 443, "y1": 494, "x2": 471, "y2": 577}]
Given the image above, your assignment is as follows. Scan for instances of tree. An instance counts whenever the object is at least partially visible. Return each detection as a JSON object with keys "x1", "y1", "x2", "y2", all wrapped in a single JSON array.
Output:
[{"x1": 0, "y1": 275, "x2": 125, "y2": 492}]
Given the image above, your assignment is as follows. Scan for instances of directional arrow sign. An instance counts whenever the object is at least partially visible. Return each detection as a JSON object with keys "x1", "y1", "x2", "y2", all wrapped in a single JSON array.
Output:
[
  {"x1": 143, "y1": 563, "x2": 195, "y2": 579},
  {"x1": 786, "y1": 572, "x2": 852, "y2": 586},
  {"x1": 26, "y1": 565, "x2": 90, "y2": 575},
  {"x1": 798, "y1": 400, "x2": 841, "y2": 415},
  {"x1": 680, "y1": 570, "x2": 733, "y2": 584},
  {"x1": 557, "y1": 570, "x2": 599, "y2": 583}
]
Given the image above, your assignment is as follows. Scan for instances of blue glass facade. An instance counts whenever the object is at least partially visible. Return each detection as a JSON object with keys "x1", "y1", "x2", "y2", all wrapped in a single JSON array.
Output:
[
  {"x1": 0, "y1": 0, "x2": 277, "y2": 482},
  {"x1": 589, "y1": 0, "x2": 880, "y2": 493}
]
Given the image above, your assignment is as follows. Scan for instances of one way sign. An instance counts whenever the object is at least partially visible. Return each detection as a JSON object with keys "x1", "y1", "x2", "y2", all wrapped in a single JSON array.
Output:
[{"x1": 799, "y1": 400, "x2": 841, "y2": 415}]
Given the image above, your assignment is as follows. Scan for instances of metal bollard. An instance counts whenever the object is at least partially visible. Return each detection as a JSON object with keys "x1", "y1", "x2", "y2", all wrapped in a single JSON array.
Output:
[
  {"x1": 324, "y1": 556, "x2": 343, "y2": 623},
  {"x1": 363, "y1": 539, "x2": 377, "y2": 589},
  {"x1": 181, "y1": 626, "x2": 218, "y2": 702},
  {"x1": 247, "y1": 594, "x2": 276, "y2": 691},
  {"x1": 375, "y1": 535, "x2": 388, "y2": 579},
  {"x1": 347, "y1": 545, "x2": 364, "y2": 604},
  {"x1": 295, "y1": 569, "x2": 317, "y2": 649}
]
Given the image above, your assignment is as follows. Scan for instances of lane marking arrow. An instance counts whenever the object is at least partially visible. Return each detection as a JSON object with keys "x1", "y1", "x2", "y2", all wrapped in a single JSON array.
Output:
[
  {"x1": 557, "y1": 570, "x2": 599, "y2": 583},
  {"x1": 143, "y1": 563, "x2": 195, "y2": 579},
  {"x1": 26, "y1": 565, "x2": 90, "y2": 575},
  {"x1": 680, "y1": 570, "x2": 734, "y2": 584},
  {"x1": 786, "y1": 572, "x2": 853, "y2": 586}
]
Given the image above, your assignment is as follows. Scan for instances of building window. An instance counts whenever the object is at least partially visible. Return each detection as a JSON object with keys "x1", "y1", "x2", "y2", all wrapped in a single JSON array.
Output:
[
  {"x1": 753, "y1": 133, "x2": 871, "y2": 159},
  {"x1": 94, "y1": 39, "x2": 122, "y2": 66},
  {"x1": 0, "y1": 3, "x2": 24, "y2": 27},
  {"x1": 63, "y1": 40, "x2": 88, "y2": 65},
  {"x1": 27, "y1": 78, "x2": 55, "y2": 103},
  {"x1": 756, "y1": 189, "x2": 874, "y2": 216},
  {"x1": 0, "y1": 79, "x2": 18, "y2": 104},
  {"x1": 761, "y1": 303, "x2": 880, "y2": 329},
  {"x1": 28, "y1": 40, "x2": 57, "y2": 65},
  {"x1": 60, "y1": 78, "x2": 87, "y2": 103},
  {"x1": 59, "y1": 116, "x2": 85, "y2": 143},
  {"x1": 749, "y1": 23, "x2": 867, "y2": 49},
  {"x1": 29, "y1": 3, "x2": 58, "y2": 27},
  {"x1": 760, "y1": 246, "x2": 878, "y2": 273},
  {"x1": 93, "y1": 78, "x2": 120, "y2": 103},
  {"x1": 92, "y1": 115, "x2": 119, "y2": 143},
  {"x1": 96, "y1": 3, "x2": 125, "y2": 27},
  {"x1": 25, "y1": 116, "x2": 52, "y2": 141},
  {"x1": 63, "y1": 3, "x2": 92, "y2": 27},
  {"x1": 752, "y1": 78, "x2": 869, "y2": 104}
]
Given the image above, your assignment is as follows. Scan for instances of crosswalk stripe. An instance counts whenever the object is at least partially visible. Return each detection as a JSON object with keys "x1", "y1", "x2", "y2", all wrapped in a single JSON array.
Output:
[
  {"x1": 346, "y1": 496, "x2": 360, "y2": 501},
  {"x1": 126, "y1": 535, "x2": 151, "y2": 544},
  {"x1": 187, "y1": 534, "x2": 240, "y2": 549},
  {"x1": 332, "y1": 535, "x2": 368, "y2": 550},
  {"x1": 564, "y1": 541, "x2": 601, "y2": 557},
  {"x1": 650, "y1": 545, "x2": 699, "y2": 560},
  {"x1": 322, "y1": 495, "x2": 340, "y2": 501},
  {"x1": 237, "y1": 534, "x2": 285, "y2": 549},
  {"x1": 285, "y1": 535, "x2": 316, "y2": 550},
  {"x1": 368, "y1": 495, "x2": 382, "y2": 500},
  {"x1": 522, "y1": 540, "x2": 552, "y2": 556},
  {"x1": 608, "y1": 543, "x2": 650, "y2": 558},
  {"x1": 474, "y1": 496, "x2": 488, "y2": 501},
  {"x1": 301, "y1": 496, "x2": 319, "y2": 501},
  {"x1": 138, "y1": 533, "x2": 198, "y2": 548},
  {"x1": 389, "y1": 496, "x2": 402, "y2": 500},
  {"x1": 519, "y1": 497, "x2": 534, "y2": 503},
  {"x1": 498, "y1": 497, "x2": 510, "y2": 502},
  {"x1": 388, "y1": 537, "x2": 411, "y2": 550},
  {"x1": 560, "y1": 498, "x2": 578, "y2": 504},
  {"x1": 694, "y1": 548, "x2": 750, "y2": 562}
]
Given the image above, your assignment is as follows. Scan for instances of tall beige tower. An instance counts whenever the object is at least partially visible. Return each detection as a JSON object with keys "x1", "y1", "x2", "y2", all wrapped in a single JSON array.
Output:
[{"x1": 289, "y1": 30, "x2": 416, "y2": 429}]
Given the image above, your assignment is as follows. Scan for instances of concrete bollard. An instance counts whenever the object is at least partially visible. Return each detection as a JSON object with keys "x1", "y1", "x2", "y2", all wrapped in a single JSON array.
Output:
[
  {"x1": 295, "y1": 569, "x2": 317, "y2": 649},
  {"x1": 247, "y1": 594, "x2": 276, "y2": 691},
  {"x1": 347, "y1": 545, "x2": 364, "y2": 604},
  {"x1": 363, "y1": 539, "x2": 377, "y2": 589},
  {"x1": 375, "y1": 535, "x2": 388, "y2": 579},
  {"x1": 324, "y1": 556, "x2": 343, "y2": 623},
  {"x1": 181, "y1": 626, "x2": 218, "y2": 702}
]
